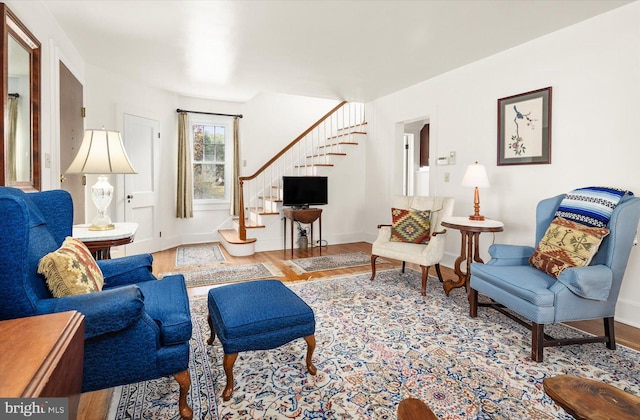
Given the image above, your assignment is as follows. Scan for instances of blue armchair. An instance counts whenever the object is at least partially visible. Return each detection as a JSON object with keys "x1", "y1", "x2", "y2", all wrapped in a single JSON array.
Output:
[
  {"x1": 0, "y1": 187, "x2": 193, "y2": 419},
  {"x1": 469, "y1": 192, "x2": 640, "y2": 362}
]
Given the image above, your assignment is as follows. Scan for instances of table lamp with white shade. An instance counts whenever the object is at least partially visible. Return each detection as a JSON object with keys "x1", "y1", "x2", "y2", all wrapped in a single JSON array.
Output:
[
  {"x1": 461, "y1": 161, "x2": 490, "y2": 221},
  {"x1": 65, "y1": 129, "x2": 137, "y2": 231}
]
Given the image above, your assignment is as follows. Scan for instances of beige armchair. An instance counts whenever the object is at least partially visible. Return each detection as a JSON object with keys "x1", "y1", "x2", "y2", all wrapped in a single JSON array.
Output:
[{"x1": 371, "y1": 195, "x2": 454, "y2": 295}]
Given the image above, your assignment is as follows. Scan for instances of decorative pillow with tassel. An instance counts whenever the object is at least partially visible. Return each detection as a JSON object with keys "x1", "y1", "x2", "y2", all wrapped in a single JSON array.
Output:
[
  {"x1": 38, "y1": 236, "x2": 104, "y2": 297},
  {"x1": 529, "y1": 217, "x2": 609, "y2": 278}
]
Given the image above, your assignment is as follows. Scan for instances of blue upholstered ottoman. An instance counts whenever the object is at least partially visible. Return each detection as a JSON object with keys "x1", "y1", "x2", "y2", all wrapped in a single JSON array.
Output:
[{"x1": 207, "y1": 279, "x2": 317, "y2": 400}]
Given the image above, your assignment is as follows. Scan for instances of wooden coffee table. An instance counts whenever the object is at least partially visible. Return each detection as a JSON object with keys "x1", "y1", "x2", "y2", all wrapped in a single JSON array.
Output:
[{"x1": 543, "y1": 375, "x2": 640, "y2": 419}]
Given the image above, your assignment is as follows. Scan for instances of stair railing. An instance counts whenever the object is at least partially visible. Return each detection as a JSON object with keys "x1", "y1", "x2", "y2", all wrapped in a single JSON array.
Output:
[{"x1": 237, "y1": 101, "x2": 365, "y2": 240}]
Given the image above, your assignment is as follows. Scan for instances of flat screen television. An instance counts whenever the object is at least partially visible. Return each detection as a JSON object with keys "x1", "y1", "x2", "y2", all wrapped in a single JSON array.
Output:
[{"x1": 282, "y1": 176, "x2": 328, "y2": 208}]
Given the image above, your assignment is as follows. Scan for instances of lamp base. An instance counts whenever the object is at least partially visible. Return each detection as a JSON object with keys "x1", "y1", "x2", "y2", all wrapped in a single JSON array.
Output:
[
  {"x1": 89, "y1": 223, "x2": 115, "y2": 231},
  {"x1": 468, "y1": 214, "x2": 485, "y2": 221},
  {"x1": 90, "y1": 175, "x2": 115, "y2": 231}
]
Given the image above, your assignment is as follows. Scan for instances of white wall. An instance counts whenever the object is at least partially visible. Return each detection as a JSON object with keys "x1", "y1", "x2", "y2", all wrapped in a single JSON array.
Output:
[
  {"x1": 364, "y1": 2, "x2": 640, "y2": 327},
  {"x1": 241, "y1": 92, "x2": 340, "y2": 176}
]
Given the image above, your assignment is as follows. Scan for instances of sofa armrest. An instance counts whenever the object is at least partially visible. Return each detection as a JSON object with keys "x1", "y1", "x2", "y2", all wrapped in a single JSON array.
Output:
[
  {"x1": 556, "y1": 265, "x2": 613, "y2": 301},
  {"x1": 99, "y1": 254, "x2": 156, "y2": 288},
  {"x1": 45, "y1": 285, "x2": 146, "y2": 339},
  {"x1": 486, "y1": 244, "x2": 535, "y2": 266}
]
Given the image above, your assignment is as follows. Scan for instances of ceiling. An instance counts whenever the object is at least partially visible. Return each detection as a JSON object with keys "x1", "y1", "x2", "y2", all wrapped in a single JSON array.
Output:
[{"x1": 42, "y1": 0, "x2": 632, "y2": 103}]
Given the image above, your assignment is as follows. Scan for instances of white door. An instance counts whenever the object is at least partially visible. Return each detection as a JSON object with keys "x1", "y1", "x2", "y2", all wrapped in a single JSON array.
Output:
[{"x1": 123, "y1": 114, "x2": 160, "y2": 255}]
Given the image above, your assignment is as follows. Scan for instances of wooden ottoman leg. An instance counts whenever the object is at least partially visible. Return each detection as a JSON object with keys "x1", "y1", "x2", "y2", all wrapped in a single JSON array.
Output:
[
  {"x1": 222, "y1": 353, "x2": 238, "y2": 401},
  {"x1": 207, "y1": 314, "x2": 216, "y2": 345},
  {"x1": 304, "y1": 335, "x2": 317, "y2": 375}
]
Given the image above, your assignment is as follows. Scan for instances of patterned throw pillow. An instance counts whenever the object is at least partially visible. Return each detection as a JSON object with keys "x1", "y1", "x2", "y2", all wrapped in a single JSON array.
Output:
[
  {"x1": 390, "y1": 208, "x2": 431, "y2": 244},
  {"x1": 38, "y1": 236, "x2": 104, "y2": 297},
  {"x1": 529, "y1": 217, "x2": 609, "y2": 278}
]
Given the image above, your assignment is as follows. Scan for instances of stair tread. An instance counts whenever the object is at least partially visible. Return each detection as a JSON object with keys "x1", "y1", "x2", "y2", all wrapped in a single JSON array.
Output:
[
  {"x1": 295, "y1": 163, "x2": 334, "y2": 168},
  {"x1": 317, "y1": 142, "x2": 358, "y2": 148},
  {"x1": 337, "y1": 121, "x2": 368, "y2": 130},
  {"x1": 218, "y1": 229, "x2": 257, "y2": 244},
  {"x1": 307, "y1": 153, "x2": 347, "y2": 158},
  {"x1": 328, "y1": 131, "x2": 366, "y2": 139}
]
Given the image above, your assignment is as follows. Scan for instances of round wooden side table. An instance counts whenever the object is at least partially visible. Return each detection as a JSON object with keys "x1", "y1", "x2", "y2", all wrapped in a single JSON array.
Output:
[{"x1": 441, "y1": 216, "x2": 504, "y2": 304}]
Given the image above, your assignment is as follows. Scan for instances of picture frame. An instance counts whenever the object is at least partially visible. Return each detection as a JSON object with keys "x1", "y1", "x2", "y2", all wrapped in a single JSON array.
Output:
[{"x1": 497, "y1": 87, "x2": 552, "y2": 166}]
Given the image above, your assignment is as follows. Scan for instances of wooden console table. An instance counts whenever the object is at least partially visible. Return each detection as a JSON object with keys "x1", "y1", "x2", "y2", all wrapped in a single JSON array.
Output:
[
  {"x1": 73, "y1": 222, "x2": 138, "y2": 260},
  {"x1": 283, "y1": 208, "x2": 322, "y2": 257},
  {"x1": 441, "y1": 216, "x2": 504, "y2": 302},
  {"x1": 0, "y1": 311, "x2": 85, "y2": 419}
]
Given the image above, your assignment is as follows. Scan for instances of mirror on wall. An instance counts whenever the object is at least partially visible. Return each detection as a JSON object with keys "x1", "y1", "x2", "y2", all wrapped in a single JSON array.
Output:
[{"x1": 1, "y1": 3, "x2": 40, "y2": 191}]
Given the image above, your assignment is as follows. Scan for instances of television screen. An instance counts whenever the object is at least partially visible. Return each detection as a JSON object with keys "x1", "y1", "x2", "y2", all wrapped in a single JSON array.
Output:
[{"x1": 282, "y1": 176, "x2": 328, "y2": 208}]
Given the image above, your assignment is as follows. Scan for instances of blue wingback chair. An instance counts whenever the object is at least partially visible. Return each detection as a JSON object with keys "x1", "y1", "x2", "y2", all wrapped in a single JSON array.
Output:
[
  {"x1": 469, "y1": 193, "x2": 640, "y2": 362},
  {"x1": 0, "y1": 187, "x2": 193, "y2": 419}
]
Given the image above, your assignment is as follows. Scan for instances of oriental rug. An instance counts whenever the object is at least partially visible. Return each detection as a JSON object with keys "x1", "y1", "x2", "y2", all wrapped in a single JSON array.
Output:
[
  {"x1": 108, "y1": 270, "x2": 640, "y2": 419},
  {"x1": 285, "y1": 251, "x2": 389, "y2": 273},
  {"x1": 175, "y1": 243, "x2": 226, "y2": 267},
  {"x1": 162, "y1": 263, "x2": 284, "y2": 288}
]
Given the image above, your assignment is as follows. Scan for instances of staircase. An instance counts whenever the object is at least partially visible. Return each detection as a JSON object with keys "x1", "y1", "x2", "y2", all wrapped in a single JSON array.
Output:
[{"x1": 219, "y1": 101, "x2": 366, "y2": 256}]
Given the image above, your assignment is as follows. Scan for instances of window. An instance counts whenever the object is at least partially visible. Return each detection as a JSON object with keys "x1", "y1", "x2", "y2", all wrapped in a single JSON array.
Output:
[{"x1": 191, "y1": 116, "x2": 233, "y2": 202}]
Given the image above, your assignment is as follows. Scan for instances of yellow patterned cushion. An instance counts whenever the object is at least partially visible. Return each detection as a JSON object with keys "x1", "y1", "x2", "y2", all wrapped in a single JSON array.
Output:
[
  {"x1": 529, "y1": 217, "x2": 609, "y2": 278},
  {"x1": 38, "y1": 236, "x2": 104, "y2": 297},
  {"x1": 390, "y1": 208, "x2": 431, "y2": 244}
]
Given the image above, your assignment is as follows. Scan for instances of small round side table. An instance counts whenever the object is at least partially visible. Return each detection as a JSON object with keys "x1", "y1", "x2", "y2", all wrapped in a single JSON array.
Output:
[{"x1": 441, "y1": 216, "x2": 504, "y2": 303}]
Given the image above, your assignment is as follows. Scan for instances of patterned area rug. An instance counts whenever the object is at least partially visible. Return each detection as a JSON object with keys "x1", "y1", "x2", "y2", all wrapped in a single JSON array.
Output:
[
  {"x1": 108, "y1": 270, "x2": 640, "y2": 419},
  {"x1": 162, "y1": 263, "x2": 283, "y2": 287},
  {"x1": 175, "y1": 243, "x2": 226, "y2": 266},
  {"x1": 285, "y1": 252, "x2": 387, "y2": 273}
]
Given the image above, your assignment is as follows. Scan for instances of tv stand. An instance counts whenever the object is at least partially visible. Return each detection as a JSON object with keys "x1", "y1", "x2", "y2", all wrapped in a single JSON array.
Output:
[{"x1": 283, "y1": 207, "x2": 322, "y2": 257}]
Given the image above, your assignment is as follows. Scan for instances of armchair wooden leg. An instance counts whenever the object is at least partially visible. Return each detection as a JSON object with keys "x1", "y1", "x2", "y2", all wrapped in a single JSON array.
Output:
[
  {"x1": 304, "y1": 335, "x2": 317, "y2": 375},
  {"x1": 469, "y1": 288, "x2": 478, "y2": 317},
  {"x1": 207, "y1": 314, "x2": 216, "y2": 345},
  {"x1": 401, "y1": 261, "x2": 406, "y2": 274},
  {"x1": 604, "y1": 317, "x2": 616, "y2": 350},
  {"x1": 435, "y1": 264, "x2": 443, "y2": 282},
  {"x1": 370, "y1": 255, "x2": 378, "y2": 280},
  {"x1": 532, "y1": 322, "x2": 544, "y2": 362},
  {"x1": 174, "y1": 370, "x2": 193, "y2": 420},
  {"x1": 420, "y1": 265, "x2": 429, "y2": 296},
  {"x1": 222, "y1": 353, "x2": 238, "y2": 401}
]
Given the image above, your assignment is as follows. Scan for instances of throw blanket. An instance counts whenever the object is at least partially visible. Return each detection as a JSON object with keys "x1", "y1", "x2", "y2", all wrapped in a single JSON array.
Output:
[{"x1": 555, "y1": 186, "x2": 633, "y2": 228}]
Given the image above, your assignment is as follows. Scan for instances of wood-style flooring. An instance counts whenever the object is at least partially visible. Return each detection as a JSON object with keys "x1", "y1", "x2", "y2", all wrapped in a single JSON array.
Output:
[{"x1": 77, "y1": 241, "x2": 640, "y2": 420}]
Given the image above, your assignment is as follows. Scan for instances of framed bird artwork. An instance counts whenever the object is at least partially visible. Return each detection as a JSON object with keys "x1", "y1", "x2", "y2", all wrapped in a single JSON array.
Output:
[{"x1": 497, "y1": 87, "x2": 552, "y2": 166}]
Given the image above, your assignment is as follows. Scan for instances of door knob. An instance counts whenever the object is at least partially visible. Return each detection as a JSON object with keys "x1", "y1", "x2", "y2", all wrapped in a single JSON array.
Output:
[
  {"x1": 60, "y1": 174, "x2": 66, "y2": 183},
  {"x1": 127, "y1": 194, "x2": 134, "y2": 203}
]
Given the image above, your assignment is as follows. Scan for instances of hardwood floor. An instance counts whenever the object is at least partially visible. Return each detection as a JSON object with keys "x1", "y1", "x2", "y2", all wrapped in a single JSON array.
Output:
[{"x1": 78, "y1": 241, "x2": 640, "y2": 420}]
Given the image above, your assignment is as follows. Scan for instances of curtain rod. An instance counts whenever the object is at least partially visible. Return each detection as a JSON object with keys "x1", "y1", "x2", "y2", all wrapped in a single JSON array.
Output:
[
  {"x1": 8, "y1": 93, "x2": 19, "y2": 98},
  {"x1": 176, "y1": 108, "x2": 243, "y2": 118}
]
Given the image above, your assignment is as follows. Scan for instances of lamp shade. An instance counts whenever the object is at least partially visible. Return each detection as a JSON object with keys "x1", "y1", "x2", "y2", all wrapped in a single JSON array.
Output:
[
  {"x1": 461, "y1": 162, "x2": 490, "y2": 188},
  {"x1": 66, "y1": 129, "x2": 137, "y2": 174}
]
